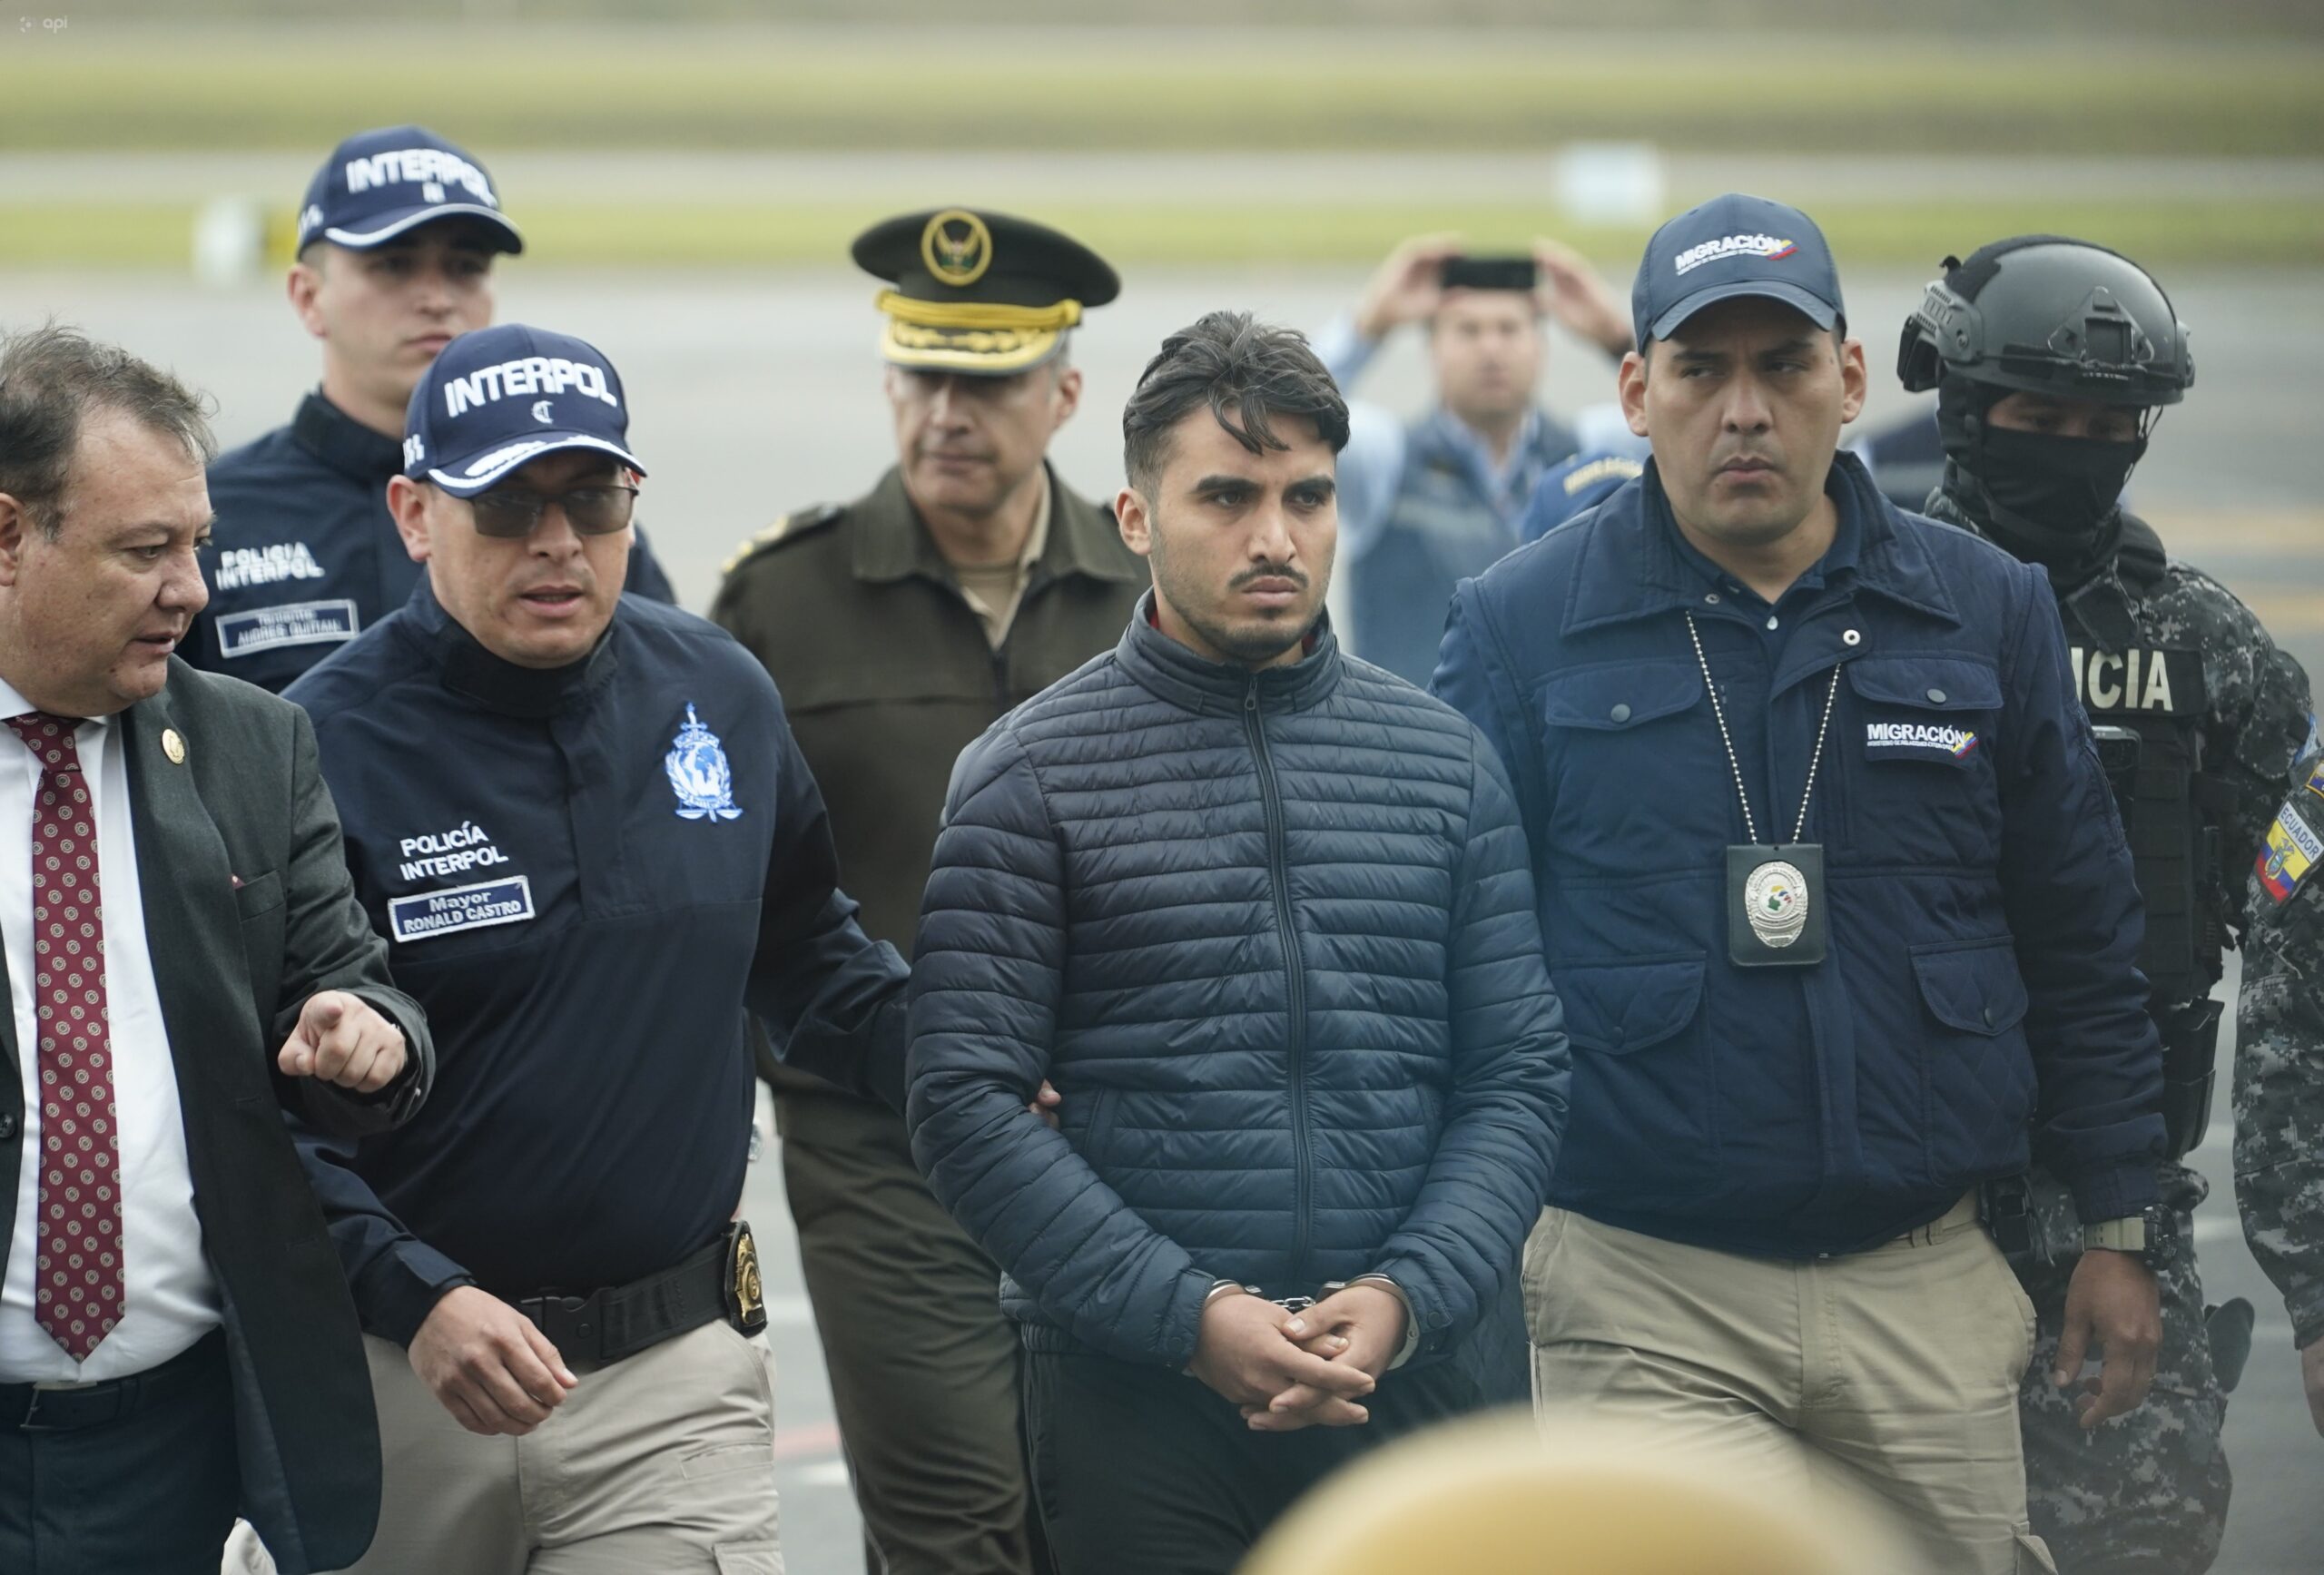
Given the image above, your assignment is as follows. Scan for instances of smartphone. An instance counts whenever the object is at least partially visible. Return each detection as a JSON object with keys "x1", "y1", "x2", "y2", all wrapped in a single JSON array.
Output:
[{"x1": 1440, "y1": 255, "x2": 1537, "y2": 293}]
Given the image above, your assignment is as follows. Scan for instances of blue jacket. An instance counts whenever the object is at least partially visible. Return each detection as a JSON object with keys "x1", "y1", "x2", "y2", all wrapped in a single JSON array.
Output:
[
  {"x1": 1433, "y1": 453, "x2": 2164, "y2": 1257},
  {"x1": 196, "y1": 392, "x2": 675, "y2": 693},
  {"x1": 285, "y1": 577, "x2": 905, "y2": 1342},
  {"x1": 907, "y1": 603, "x2": 1569, "y2": 1370}
]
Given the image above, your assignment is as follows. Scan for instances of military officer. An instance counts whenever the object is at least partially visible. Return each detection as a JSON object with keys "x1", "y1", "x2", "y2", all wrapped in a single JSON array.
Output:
[
  {"x1": 1901, "y1": 235, "x2": 2319, "y2": 1567},
  {"x1": 710, "y1": 208, "x2": 1145, "y2": 1575},
  {"x1": 192, "y1": 124, "x2": 672, "y2": 693}
]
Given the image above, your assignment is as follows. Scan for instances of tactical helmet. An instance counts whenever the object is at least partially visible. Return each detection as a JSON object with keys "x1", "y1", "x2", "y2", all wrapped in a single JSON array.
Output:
[{"x1": 1898, "y1": 235, "x2": 2192, "y2": 407}]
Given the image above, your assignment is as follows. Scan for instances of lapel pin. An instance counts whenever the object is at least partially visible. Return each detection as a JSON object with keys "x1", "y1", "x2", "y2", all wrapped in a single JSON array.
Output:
[{"x1": 162, "y1": 728, "x2": 186, "y2": 765}]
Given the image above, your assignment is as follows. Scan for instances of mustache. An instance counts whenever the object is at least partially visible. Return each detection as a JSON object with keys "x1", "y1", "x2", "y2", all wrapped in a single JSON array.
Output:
[{"x1": 1231, "y1": 563, "x2": 1308, "y2": 591}]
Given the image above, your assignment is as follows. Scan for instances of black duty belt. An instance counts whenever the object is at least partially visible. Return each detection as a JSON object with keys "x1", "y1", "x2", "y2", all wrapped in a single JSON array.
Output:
[
  {"x1": 4, "y1": 1326, "x2": 225, "y2": 1432},
  {"x1": 517, "y1": 1220, "x2": 768, "y2": 1367}
]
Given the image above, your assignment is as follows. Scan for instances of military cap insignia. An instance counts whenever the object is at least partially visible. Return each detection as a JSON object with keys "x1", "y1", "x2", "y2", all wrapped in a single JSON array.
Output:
[
  {"x1": 853, "y1": 207, "x2": 1120, "y2": 376},
  {"x1": 921, "y1": 209, "x2": 994, "y2": 289}
]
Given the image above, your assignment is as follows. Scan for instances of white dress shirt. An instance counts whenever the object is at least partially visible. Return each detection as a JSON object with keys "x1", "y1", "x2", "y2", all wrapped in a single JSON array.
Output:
[{"x1": 0, "y1": 679, "x2": 219, "y2": 1383}]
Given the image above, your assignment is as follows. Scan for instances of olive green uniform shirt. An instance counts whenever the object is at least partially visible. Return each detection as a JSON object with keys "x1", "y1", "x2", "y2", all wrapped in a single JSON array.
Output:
[{"x1": 712, "y1": 464, "x2": 1146, "y2": 960}]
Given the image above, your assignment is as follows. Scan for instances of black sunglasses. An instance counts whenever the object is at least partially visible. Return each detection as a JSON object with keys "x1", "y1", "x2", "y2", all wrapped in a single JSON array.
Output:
[{"x1": 465, "y1": 483, "x2": 639, "y2": 539}]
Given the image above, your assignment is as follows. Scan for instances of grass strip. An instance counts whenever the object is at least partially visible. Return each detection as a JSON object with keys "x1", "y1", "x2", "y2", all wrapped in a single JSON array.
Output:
[
  {"x1": 3, "y1": 198, "x2": 2316, "y2": 272},
  {"x1": 2, "y1": 33, "x2": 2319, "y2": 157}
]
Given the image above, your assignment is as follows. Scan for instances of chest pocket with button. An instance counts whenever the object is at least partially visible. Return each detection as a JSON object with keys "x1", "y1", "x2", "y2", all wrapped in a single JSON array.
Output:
[
  {"x1": 1534, "y1": 659, "x2": 1728, "y2": 878},
  {"x1": 1844, "y1": 655, "x2": 2004, "y2": 864}
]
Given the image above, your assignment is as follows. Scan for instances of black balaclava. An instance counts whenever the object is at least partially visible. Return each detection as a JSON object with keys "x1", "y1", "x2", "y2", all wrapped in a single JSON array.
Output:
[{"x1": 1936, "y1": 376, "x2": 2145, "y2": 588}]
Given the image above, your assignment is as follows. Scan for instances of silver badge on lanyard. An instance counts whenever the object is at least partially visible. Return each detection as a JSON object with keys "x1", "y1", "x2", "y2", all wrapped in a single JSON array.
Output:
[
  {"x1": 1743, "y1": 858, "x2": 1810, "y2": 948},
  {"x1": 1689, "y1": 615, "x2": 1839, "y2": 969}
]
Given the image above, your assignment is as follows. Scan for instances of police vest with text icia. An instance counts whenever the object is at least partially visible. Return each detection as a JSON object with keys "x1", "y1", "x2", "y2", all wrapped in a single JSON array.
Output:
[{"x1": 2061, "y1": 621, "x2": 2230, "y2": 1003}]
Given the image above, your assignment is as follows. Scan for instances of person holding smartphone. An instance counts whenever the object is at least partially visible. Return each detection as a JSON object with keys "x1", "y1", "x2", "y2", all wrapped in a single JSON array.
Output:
[{"x1": 1312, "y1": 234, "x2": 1633, "y2": 686}]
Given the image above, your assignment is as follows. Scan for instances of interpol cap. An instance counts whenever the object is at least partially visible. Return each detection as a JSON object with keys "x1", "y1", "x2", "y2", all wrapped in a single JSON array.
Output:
[
  {"x1": 401, "y1": 324, "x2": 645, "y2": 497},
  {"x1": 297, "y1": 124, "x2": 523, "y2": 256},
  {"x1": 1631, "y1": 192, "x2": 1842, "y2": 349},
  {"x1": 852, "y1": 208, "x2": 1120, "y2": 376}
]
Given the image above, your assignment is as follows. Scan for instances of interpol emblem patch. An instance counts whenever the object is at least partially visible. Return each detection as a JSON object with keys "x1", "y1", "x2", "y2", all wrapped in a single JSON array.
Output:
[{"x1": 665, "y1": 703, "x2": 743, "y2": 822}]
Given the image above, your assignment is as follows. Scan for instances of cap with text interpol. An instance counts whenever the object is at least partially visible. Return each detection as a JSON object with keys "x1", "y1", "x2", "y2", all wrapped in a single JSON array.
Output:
[
  {"x1": 852, "y1": 208, "x2": 1119, "y2": 376},
  {"x1": 401, "y1": 324, "x2": 645, "y2": 497},
  {"x1": 297, "y1": 124, "x2": 523, "y2": 256},
  {"x1": 1631, "y1": 192, "x2": 1843, "y2": 348}
]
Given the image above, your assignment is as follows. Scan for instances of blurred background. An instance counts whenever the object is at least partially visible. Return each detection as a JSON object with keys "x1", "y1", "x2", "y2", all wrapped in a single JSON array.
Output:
[{"x1": 7, "y1": 2, "x2": 2318, "y2": 1569}]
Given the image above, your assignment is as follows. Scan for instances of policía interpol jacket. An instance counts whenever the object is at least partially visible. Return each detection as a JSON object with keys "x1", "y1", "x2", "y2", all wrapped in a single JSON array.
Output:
[
  {"x1": 1434, "y1": 450, "x2": 2167, "y2": 1259},
  {"x1": 906, "y1": 602, "x2": 1571, "y2": 1372},
  {"x1": 281, "y1": 576, "x2": 905, "y2": 1341}
]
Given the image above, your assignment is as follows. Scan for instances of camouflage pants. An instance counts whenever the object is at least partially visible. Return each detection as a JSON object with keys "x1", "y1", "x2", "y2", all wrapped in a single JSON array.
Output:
[{"x1": 2014, "y1": 1164, "x2": 2230, "y2": 1573}]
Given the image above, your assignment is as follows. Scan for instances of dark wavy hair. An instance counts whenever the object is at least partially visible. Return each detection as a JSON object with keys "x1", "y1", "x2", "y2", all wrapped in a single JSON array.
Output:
[{"x1": 1122, "y1": 310, "x2": 1349, "y2": 492}]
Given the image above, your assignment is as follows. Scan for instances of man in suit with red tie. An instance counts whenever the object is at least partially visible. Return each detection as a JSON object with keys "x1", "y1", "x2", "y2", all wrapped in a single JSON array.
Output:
[{"x1": 0, "y1": 325, "x2": 434, "y2": 1575}]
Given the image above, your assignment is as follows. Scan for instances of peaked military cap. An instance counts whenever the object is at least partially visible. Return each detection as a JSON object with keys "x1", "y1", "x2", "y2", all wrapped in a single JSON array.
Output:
[{"x1": 852, "y1": 208, "x2": 1119, "y2": 376}]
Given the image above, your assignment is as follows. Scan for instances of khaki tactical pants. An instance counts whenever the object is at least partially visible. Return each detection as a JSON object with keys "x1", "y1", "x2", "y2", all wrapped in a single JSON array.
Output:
[
  {"x1": 1526, "y1": 1196, "x2": 2055, "y2": 1575},
  {"x1": 340, "y1": 1321, "x2": 781, "y2": 1575}
]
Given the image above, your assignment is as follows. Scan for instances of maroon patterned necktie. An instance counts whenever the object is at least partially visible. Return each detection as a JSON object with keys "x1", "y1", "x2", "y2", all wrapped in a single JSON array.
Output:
[{"x1": 7, "y1": 712, "x2": 123, "y2": 1361}]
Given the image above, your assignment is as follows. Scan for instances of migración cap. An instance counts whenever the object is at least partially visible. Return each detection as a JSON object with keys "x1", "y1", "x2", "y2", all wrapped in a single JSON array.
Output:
[{"x1": 1631, "y1": 192, "x2": 1842, "y2": 349}]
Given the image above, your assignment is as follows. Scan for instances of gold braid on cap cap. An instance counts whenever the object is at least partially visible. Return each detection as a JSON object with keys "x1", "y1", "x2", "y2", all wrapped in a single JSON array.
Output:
[{"x1": 874, "y1": 290, "x2": 1083, "y2": 332}]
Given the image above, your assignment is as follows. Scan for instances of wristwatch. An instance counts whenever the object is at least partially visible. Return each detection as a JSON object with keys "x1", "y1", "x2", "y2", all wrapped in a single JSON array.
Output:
[{"x1": 2083, "y1": 1204, "x2": 2176, "y2": 1266}]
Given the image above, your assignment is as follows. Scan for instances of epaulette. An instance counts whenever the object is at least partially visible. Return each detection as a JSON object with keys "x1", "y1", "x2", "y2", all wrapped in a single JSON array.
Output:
[
  {"x1": 718, "y1": 503, "x2": 846, "y2": 578},
  {"x1": 1562, "y1": 455, "x2": 1644, "y2": 496}
]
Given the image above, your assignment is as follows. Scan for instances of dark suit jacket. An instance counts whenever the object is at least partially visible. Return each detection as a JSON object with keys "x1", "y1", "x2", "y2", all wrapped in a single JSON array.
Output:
[{"x1": 0, "y1": 657, "x2": 432, "y2": 1574}]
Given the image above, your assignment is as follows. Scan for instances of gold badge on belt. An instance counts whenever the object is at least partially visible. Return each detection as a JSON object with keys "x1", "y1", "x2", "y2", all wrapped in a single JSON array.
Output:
[{"x1": 724, "y1": 1220, "x2": 768, "y2": 1334}]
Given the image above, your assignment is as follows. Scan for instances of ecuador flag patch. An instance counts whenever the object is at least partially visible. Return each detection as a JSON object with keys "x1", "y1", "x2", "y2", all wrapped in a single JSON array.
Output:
[{"x1": 2258, "y1": 802, "x2": 2323, "y2": 904}]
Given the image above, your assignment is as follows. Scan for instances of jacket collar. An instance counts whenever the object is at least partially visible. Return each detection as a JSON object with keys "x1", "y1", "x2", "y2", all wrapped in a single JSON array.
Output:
[
  {"x1": 1562, "y1": 448, "x2": 1959, "y2": 635},
  {"x1": 1113, "y1": 590, "x2": 1342, "y2": 717},
  {"x1": 852, "y1": 464, "x2": 1141, "y2": 588},
  {"x1": 290, "y1": 390, "x2": 404, "y2": 486},
  {"x1": 400, "y1": 573, "x2": 621, "y2": 719}
]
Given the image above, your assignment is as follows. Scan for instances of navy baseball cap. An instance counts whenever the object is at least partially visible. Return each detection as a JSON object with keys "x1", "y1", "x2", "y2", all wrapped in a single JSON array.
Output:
[
  {"x1": 1631, "y1": 193, "x2": 1842, "y2": 348},
  {"x1": 297, "y1": 124, "x2": 522, "y2": 255},
  {"x1": 401, "y1": 325, "x2": 645, "y2": 497}
]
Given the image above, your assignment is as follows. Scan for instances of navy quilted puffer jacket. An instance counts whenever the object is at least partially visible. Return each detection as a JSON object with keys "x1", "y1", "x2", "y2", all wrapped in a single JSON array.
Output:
[{"x1": 906, "y1": 601, "x2": 1569, "y2": 1371}]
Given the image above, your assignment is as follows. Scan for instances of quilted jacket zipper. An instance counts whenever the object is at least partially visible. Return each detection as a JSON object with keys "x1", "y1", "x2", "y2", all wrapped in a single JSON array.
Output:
[{"x1": 1245, "y1": 677, "x2": 1313, "y2": 1285}]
